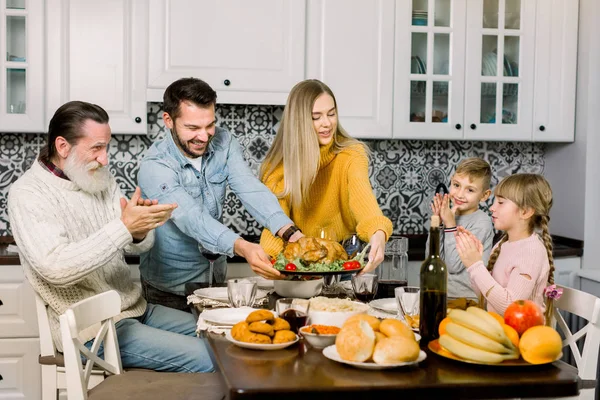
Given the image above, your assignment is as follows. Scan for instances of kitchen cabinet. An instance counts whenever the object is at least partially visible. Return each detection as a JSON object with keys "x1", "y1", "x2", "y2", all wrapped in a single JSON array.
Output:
[
  {"x1": 306, "y1": 0, "x2": 395, "y2": 139},
  {"x1": 394, "y1": 0, "x2": 578, "y2": 141},
  {"x1": 0, "y1": 264, "x2": 41, "y2": 400},
  {"x1": 46, "y1": 0, "x2": 148, "y2": 134},
  {"x1": 146, "y1": 0, "x2": 306, "y2": 106},
  {"x1": 0, "y1": 0, "x2": 44, "y2": 133}
]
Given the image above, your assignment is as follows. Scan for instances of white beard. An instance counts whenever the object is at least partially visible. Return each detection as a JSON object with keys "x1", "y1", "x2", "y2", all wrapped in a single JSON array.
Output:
[{"x1": 63, "y1": 149, "x2": 111, "y2": 194}]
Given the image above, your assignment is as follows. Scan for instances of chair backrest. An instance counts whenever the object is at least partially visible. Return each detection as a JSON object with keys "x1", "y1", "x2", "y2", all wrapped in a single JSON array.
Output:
[
  {"x1": 553, "y1": 285, "x2": 600, "y2": 381},
  {"x1": 59, "y1": 290, "x2": 124, "y2": 400}
]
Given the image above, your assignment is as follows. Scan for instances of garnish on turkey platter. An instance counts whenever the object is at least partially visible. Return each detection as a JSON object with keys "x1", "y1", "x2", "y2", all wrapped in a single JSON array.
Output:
[{"x1": 273, "y1": 237, "x2": 370, "y2": 274}]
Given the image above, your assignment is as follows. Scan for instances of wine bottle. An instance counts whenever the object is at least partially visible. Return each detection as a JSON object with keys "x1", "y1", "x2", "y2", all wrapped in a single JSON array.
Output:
[{"x1": 419, "y1": 215, "x2": 447, "y2": 343}]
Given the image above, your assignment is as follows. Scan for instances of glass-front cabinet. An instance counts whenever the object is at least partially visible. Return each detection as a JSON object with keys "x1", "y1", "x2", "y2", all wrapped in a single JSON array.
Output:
[
  {"x1": 0, "y1": 0, "x2": 44, "y2": 132},
  {"x1": 394, "y1": 0, "x2": 541, "y2": 141}
]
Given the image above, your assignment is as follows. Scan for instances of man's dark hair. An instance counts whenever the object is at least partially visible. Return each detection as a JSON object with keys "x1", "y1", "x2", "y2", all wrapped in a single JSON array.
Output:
[
  {"x1": 163, "y1": 77, "x2": 217, "y2": 120},
  {"x1": 40, "y1": 101, "x2": 109, "y2": 162}
]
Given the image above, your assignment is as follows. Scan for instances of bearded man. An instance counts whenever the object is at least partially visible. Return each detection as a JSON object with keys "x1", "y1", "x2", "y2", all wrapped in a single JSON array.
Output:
[
  {"x1": 137, "y1": 78, "x2": 304, "y2": 310},
  {"x1": 8, "y1": 101, "x2": 215, "y2": 372}
]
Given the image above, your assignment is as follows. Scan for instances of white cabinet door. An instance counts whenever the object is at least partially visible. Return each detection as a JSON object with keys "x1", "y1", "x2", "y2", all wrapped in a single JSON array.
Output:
[
  {"x1": 394, "y1": 0, "x2": 467, "y2": 140},
  {"x1": 46, "y1": 0, "x2": 148, "y2": 134},
  {"x1": 306, "y1": 0, "x2": 394, "y2": 139},
  {"x1": 0, "y1": 0, "x2": 44, "y2": 132},
  {"x1": 532, "y1": 0, "x2": 578, "y2": 142},
  {"x1": 0, "y1": 265, "x2": 38, "y2": 339},
  {"x1": 147, "y1": 0, "x2": 306, "y2": 105},
  {"x1": 464, "y1": 0, "x2": 536, "y2": 141},
  {"x1": 0, "y1": 338, "x2": 41, "y2": 400}
]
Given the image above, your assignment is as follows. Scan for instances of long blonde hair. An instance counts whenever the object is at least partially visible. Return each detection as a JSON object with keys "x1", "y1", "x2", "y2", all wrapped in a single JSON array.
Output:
[
  {"x1": 483, "y1": 174, "x2": 555, "y2": 324},
  {"x1": 260, "y1": 79, "x2": 367, "y2": 209}
]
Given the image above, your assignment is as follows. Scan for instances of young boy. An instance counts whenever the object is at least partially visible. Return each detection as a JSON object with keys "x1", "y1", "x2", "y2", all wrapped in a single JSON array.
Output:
[{"x1": 426, "y1": 157, "x2": 494, "y2": 300}]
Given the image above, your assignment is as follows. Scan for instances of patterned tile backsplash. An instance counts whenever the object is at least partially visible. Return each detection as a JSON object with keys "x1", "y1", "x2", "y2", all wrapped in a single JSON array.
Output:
[{"x1": 0, "y1": 103, "x2": 544, "y2": 237}]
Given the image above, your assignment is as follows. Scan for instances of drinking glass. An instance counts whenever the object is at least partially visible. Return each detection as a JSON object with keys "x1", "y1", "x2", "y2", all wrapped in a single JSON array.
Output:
[
  {"x1": 227, "y1": 279, "x2": 257, "y2": 308},
  {"x1": 395, "y1": 286, "x2": 420, "y2": 329},
  {"x1": 276, "y1": 298, "x2": 310, "y2": 333},
  {"x1": 375, "y1": 236, "x2": 409, "y2": 299},
  {"x1": 341, "y1": 233, "x2": 363, "y2": 258},
  {"x1": 316, "y1": 226, "x2": 342, "y2": 296},
  {"x1": 201, "y1": 248, "x2": 223, "y2": 287},
  {"x1": 351, "y1": 273, "x2": 378, "y2": 303}
]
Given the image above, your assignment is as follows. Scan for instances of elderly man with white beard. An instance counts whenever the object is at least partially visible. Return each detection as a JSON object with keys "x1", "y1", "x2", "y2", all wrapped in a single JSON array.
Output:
[{"x1": 8, "y1": 101, "x2": 216, "y2": 372}]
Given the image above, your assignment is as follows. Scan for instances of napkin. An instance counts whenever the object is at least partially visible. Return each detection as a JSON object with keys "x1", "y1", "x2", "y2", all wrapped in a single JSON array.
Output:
[
  {"x1": 187, "y1": 294, "x2": 229, "y2": 308},
  {"x1": 196, "y1": 317, "x2": 230, "y2": 336}
]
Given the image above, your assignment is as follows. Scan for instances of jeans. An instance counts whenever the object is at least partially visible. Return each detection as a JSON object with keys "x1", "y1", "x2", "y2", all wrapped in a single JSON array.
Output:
[
  {"x1": 141, "y1": 276, "x2": 190, "y2": 312},
  {"x1": 85, "y1": 303, "x2": 214, "y2": 373}
]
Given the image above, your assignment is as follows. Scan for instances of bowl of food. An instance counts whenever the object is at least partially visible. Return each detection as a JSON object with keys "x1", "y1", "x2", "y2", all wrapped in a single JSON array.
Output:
[
  {"x1": 273, "y1": 278, "x2": 324, "y2": 299},
  {"x1": 299, "y1": 324, "x2": 340, "y2": 349},
  {"x1": 308, "y1": 296, "x2": 369, "y2": 327}
]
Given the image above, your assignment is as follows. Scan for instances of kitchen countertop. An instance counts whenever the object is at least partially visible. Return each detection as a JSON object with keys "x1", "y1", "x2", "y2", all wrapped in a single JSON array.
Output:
[{"x1": 0, "y1": 234, "x2": 584, "y2": 266}]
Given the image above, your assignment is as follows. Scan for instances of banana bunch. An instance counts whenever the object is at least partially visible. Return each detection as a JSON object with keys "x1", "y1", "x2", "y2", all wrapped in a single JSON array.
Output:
[{"x1": 439, "y1": 307, "x2": 520, "y2": 364}]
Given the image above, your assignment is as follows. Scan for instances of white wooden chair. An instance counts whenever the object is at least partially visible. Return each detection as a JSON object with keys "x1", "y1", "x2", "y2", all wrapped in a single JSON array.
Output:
[
  {"x1": 59, "y1": 290, "x2": 225, "y2": 400},
  {"x1": 553, "y1": 285, "x2": 600, "y2": 400},
  {"x1": 34, "y1": 288, "x2": 104, "y2": 400}
]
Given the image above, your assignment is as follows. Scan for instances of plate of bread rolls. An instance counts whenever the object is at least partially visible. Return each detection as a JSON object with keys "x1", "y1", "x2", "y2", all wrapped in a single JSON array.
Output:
[
  {"x1": 226, "y1": 310, "x2": 299, "y2": 350},
  {"x1": 322, "y1": 315, "x2": 426, "y2": 369}
]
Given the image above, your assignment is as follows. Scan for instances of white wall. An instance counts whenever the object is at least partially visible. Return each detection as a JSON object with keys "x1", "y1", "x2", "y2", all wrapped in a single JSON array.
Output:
[{"x1": 544, "y1": 0, "x2": 600, "y2": 279}]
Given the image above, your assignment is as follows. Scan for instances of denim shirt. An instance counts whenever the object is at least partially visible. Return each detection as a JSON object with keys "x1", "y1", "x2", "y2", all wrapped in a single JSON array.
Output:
[{"x1": 137, "y1": 127, "x2": 292, "y2": 294}]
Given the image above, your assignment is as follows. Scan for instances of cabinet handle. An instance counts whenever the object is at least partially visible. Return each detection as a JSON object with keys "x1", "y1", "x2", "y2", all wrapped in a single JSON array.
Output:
[
  {"x1": 455, "y1": 124, "x2": 462, "y2": 130},
  {"x1": 135, "y1": 117, "x2": 142, "y2": 123},
  {"x1": 0, "y1": 299, "x2": 2, "y2": 306},
  {"x1": 470, "y1": 124, "x2": 476, "y2": 130},
  {"x1": 223, "y1": 79, "x2": 231, "y2": 86},
  {"x1": 0, "y1": 373, "x2": 3, "y2": 381},
  {"x1": 539, "y1": 125, "x2": 546, "y2": 131}
]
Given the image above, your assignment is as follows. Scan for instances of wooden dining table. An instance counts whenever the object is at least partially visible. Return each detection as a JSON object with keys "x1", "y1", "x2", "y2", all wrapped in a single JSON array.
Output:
[
  {"x1": 186, "y1": 282, "x2": 582, "y2": 399},
  {"x1": 205, "y1": 333, "x2": 581, "y2": 400}
]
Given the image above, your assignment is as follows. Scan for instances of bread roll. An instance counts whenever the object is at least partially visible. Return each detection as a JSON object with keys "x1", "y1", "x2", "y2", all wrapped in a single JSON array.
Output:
[
  {"x1": 335, "y1": 320, "x2": 375, "y2": 362},
  {"x1": 343, "y1": 314, "x2": 381, "y2": 332},
  {"x1": 372, "y1": 336, "x2": 420, "y2": 364},
  {"x1": 379, "y1": 319, "x2": 414, "y2": 340},
  {"x1": 375, "y1": 331, "x2": 387, "y2": 344}
]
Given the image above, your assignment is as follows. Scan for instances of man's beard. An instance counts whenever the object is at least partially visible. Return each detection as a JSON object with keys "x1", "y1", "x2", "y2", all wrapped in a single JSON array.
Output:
[
  {"x1": 172, "y1": 126, "x2": 212, "y2": 158},
  {"x1": 63, "y1": 149, "x2": 111, "y2": 194}
]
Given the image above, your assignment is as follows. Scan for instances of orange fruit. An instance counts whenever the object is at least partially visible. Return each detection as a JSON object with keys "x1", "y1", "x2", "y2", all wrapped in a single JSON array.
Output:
[
  {"x1": 488, "y1": 311, "x2": 505, "y2": 326},
  {"x1": 503, "y1": 323, "x2": 520, "y2": 348},
  {"x1": 519, "y1": 326, "x2": 562, "y2": 364},
  {"x1": 438, "y1": 317, "x2": 452, "y2": 336}
]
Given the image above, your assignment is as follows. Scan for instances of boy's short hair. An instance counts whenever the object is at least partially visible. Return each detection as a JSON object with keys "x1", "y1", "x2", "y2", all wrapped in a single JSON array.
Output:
[{"x1": 455, "y1": 158, "x2": 492, "y2": 190}]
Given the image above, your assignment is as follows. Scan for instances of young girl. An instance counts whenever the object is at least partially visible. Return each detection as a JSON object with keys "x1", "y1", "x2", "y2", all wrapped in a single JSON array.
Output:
[
  {"x1": 259, "y1": 79, "x2": 393, "y2": 273},
  {"x1": 454, "y1": 174, "x2": 555, "y2": 323}
]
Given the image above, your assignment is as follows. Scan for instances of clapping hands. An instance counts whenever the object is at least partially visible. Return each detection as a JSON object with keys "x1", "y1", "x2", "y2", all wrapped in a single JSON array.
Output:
[
  {"x1": 120, "y1": 187, "x2": 177, "y2": 241},
  {"x1": 454, "y1": 226, "x2": 483, "y2": 268},
  {"x1": 431, "y1": 193, "x2": 457, "y2": 228}
]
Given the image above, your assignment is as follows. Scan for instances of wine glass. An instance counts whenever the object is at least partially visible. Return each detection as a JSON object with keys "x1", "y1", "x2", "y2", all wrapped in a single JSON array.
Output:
[
  {"x1": 201, "y1": 248, "x2": 223, "y2": 288},
  {"x1": 316, "y1": 226, "x2": 341, "y2": 296}
]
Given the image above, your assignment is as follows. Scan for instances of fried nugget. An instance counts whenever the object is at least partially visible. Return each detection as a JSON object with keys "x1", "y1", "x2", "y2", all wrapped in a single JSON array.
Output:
[
  {"x1": 273, "y1": 330, "x2": 297, "y2": 344},
  {"x1": 246, "y1": 309, "x2": 275, "y2": 323},
  {"x1": 249, "y1": 321, "x2": 275, "y2": 337},
  {"x1": 231, "y1": 321, "x2": 251, "y2": 341},
  {"x1": 241, "y1": 332, "x2": 272, "y2": 344},
  {"x1": 271, "y1": 317, "x2": 291, "y2": 331}
]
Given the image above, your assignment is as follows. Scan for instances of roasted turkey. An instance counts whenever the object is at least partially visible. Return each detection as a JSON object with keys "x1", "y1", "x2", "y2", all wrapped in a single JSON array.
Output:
[{"x1": 283, "y1": 236, "x2": 348, "y2": 264}]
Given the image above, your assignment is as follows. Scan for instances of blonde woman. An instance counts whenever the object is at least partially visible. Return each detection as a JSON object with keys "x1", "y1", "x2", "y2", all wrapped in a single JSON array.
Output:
[{"x1": 259, "y1": 79, "x2": 393, "y2": 273}]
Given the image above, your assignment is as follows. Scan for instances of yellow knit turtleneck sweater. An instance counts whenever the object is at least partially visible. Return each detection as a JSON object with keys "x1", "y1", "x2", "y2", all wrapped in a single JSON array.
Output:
[{"x1": 259, "y1": 141, "x2": 393, "y2": 258}]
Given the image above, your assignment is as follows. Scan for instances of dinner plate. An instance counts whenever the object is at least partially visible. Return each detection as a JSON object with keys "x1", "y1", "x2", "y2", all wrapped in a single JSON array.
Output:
[
  {"x1": 193, "y1": 287, "x2": 269, "y2": 302},
  {"x1": 428, "y1": 339, "x2": 563, "y2": 366},
  {"x1": 322, "y1": 345, "x2": 426, "y2": 370},
  {"x1": 369, "y1": 298, "x2": 397, "y2": 314},
  {"x1": 200, "y1": 307, "x2": 263, "y2": 326},
  {"x1": 225, "y1": 331, "x2": 299, "y2": 350}
]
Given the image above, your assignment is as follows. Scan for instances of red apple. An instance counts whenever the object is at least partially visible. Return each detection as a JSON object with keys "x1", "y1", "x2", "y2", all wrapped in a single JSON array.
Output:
[{"x1": 504, "y1": 300, "x2": 544, "y2": 336}]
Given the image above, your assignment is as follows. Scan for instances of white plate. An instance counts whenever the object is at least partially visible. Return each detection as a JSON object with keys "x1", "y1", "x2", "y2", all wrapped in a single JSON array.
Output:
[
  {"x1": 225, "y1": 330, "x2": 299, "y2": 350},
  {"x1": 199, "y1": 307, "x2": 262, "y2": 326},
  {"x1": 369, "y1": 298, "x2": 397, "y2": 314},
  {"x1": 322, "y1": 345, "x2": 426, "y2": 370},
  {"x1": 193, "y1": 287, "x2": 269, "y2": 302}
]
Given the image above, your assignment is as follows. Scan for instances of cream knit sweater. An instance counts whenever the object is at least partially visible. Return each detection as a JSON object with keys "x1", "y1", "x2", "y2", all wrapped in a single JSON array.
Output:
[{"x1": 8, "y1": 161, "x2": 150, "y2": 351}]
